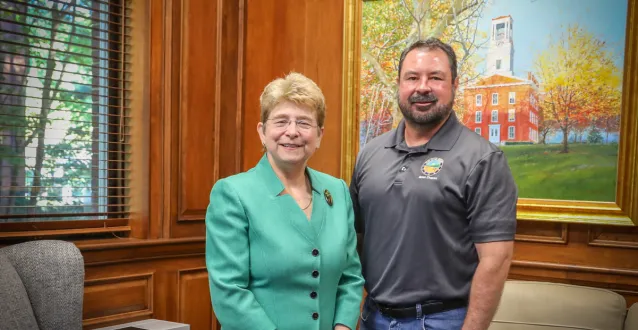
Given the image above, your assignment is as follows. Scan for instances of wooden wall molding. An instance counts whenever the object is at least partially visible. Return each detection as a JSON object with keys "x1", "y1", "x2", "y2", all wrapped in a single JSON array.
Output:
[
  {"x1": 515, "y1": 221, "x2": 568, "y2": 244},
  {"x1": 512, "y1": 260, "x2": 638, "y2": 277},
  {"x1": 176, "y1": 0, "x2": 219, "y2": 223},
  {"x1": 83, "y1": 273, "x2": 154, "y2": 327},
  {"x1": 150, "y1": 0, "x2": 244, "y2": 238},
  {"x1": 511, "y1": 260, "x2": 638, "y2": 306},
  {"x1": 588, "y1": 225, "x2": 638, "y2": 249},
  {"x1": 77, "y1": 237, "x2": 204, "y2": 266}
]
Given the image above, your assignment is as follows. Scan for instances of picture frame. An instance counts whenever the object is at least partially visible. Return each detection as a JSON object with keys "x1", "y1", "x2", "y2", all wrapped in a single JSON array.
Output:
[{"x1": 340, "y1": 0, "x2": 638, "y2": 226}]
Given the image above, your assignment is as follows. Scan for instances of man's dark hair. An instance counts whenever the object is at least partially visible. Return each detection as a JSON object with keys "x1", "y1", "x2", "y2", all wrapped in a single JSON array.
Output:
[{"x1": 397, "y1": 38, "x2": 458, "y2": 82}]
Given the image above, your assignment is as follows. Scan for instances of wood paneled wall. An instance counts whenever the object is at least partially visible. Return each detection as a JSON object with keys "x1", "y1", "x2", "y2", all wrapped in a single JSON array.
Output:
[
  {"x1": 242, "y1": 0, "x2": 345, "y2": 175},
  {"x1": 513, "y1": 222, "x2": 638, "y2": 306},
  {"x1": 14, "y1": 1, "x2": 636, "y2": 330},
  {"x1": 79, "y1": 0, "x2": 244, "y2": 328}
]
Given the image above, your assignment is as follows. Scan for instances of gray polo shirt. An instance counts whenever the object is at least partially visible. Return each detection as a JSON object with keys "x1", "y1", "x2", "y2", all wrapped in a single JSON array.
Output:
[{"x1": 350, "y1": 113, "x2": 517, "y2": 306}]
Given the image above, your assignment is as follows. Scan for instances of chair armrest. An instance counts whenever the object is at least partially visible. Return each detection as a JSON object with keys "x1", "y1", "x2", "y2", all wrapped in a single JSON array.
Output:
[{"x1": 625, "y1": 303, "x2": 638, "y2": 330}]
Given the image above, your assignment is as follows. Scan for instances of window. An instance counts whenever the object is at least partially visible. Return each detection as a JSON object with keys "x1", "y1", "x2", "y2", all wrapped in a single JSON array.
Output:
[
  {"x1": 492, "y1": 93, "x2": 498, "y2": 105},
  {"x1": 475, "y1": 111, "x2": 482, "y2": 123},
  {"x1": 529, "y1": 128, "x2": 532, "y2": 140},
  {"x1": 496, "y1": 59, "x2": 501, "y2": 70},
  {"x1": 0, "y1": 1, "x2": 131, "y2": 232},
  {"x1": 475, "y1": 128, "x2": 481, "y2": 135},
  {"x1": 508, "y1": 126, "x2": 515, "y2": 139},
  {"x1": 491, "y1": 110, "x2": 499, "y2": 122},
  {"x1": 475, "y1": 94, "x2": 482, "y2": 106},
  {"x1": 495, "y1": 22, "x2": 505, "y2": 40},
  {"x1": 509, "y1": 92, "x2": 515, "y2": 104},
  {"x1": 508, "y1": 109, "x2": 515, "y2": 122}
]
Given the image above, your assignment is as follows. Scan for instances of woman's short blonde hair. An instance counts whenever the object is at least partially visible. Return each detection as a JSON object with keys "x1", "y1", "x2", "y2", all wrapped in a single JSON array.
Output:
[{"x1": 259, "y1": 72, "x2": 326, "y2": 127}]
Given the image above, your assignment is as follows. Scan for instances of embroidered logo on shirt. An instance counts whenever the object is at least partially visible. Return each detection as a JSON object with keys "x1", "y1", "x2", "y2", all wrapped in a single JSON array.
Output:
[{"x1": 420, "y1": 157, "x2": 443, "y2": 180}]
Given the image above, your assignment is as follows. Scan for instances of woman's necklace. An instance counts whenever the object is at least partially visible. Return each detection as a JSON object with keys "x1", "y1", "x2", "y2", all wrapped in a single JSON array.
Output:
[{"x1": 301, "y1": 194, "x2": 313, "y2": 210}]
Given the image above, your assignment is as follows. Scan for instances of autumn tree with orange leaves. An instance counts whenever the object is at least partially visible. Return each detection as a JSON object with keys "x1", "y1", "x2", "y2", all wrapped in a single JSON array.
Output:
[{"x1": 534, "y1": 25, "x2": 622, "y2": 152}]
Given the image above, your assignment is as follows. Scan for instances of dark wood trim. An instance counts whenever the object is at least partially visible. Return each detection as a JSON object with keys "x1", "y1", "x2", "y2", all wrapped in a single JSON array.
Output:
[{"x1": 77, "y1": 237, "x2": 205, "y2": 266}]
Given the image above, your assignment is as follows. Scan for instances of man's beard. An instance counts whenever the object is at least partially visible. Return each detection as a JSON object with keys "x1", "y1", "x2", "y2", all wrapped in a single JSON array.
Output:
[{"x1": 397, "y1": 90, "x2": 454, "y2": 127}]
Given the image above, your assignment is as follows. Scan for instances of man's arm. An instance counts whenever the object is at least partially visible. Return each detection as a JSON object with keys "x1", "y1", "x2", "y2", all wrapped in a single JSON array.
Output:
[{"x1": 462, "y1": 240, "x2": 513, "y2": 330}]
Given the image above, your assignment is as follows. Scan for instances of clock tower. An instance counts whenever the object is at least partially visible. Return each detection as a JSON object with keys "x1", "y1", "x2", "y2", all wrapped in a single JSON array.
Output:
[{"x1": 486, "y1": 15, "x2": 514, "y2": 76}]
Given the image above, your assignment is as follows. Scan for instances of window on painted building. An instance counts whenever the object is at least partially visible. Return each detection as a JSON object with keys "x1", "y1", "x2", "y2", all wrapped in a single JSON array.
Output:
[
  {"x1": 508, "y1": 109, "x2": 515, "y2": 122},
  {"x1": 508, "y1": 126, "x2": 515, "y2": 139},
  {"x1": 476, "y1": 94, "x2": 482, "y2": 106},
  {"x1": 509, "y1": 92, "x2": 515, "y2": 104},
  {"x1": 496, "y1": 59, "x2": 502, "y2": 70},
  {"x1": 495, "y1": 23, "x2": 505, "y2": 40},
  {"x1": 491, "y1": 110, "x2": 498, "y2": 122},
  {"x1": 475, "y1": 128, "x2": 481, "y2": 135},
  {"x1": 492, "y1": 93, "x2": 498, "y2": 105},
  {"x1": 475, "y1": 111, "x2": 482, "y2": 123},
  {"x1": 529, "y1": 128, "x2": 532, "y2": 140}
]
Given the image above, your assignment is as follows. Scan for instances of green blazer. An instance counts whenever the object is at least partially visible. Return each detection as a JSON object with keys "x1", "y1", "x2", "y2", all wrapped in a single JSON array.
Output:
[{"x1": 205, "y1": 155, "x2": 364, "y2": 330}]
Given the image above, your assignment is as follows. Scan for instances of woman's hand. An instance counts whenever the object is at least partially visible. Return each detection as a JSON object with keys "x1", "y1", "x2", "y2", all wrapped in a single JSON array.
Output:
[{"x1": 334, "y1": 325, "x2": 350, "y2": 330}]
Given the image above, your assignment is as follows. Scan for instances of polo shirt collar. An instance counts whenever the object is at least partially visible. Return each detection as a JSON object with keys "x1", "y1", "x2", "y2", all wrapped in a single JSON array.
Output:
[
  {"x1": 256, "y1": 154, "x2": 323, "y2": 197},
  {"x1": 384, "y1": 111, "x2": 463, "y2": 151}
]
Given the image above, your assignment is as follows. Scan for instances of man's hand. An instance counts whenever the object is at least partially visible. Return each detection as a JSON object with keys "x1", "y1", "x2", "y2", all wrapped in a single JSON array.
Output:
[
  {"x1": 334, "y1": 325, "x2": 350, "y2": 330},
  {"x1": 462, "y1": 240, "x2": 513, "y2": 330}
]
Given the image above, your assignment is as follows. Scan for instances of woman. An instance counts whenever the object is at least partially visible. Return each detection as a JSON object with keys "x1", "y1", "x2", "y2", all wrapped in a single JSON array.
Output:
[{"x1": 205, "y1": 72, "x2": 364, "y2": 330}]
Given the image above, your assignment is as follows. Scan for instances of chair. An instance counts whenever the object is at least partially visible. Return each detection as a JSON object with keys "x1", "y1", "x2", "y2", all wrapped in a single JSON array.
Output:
[{"x1": 0, "y1": 240, "x2": 85, "y2": 330}]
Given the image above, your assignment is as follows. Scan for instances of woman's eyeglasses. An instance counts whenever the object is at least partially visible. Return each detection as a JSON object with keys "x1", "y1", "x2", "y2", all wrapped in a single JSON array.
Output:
[{"x1": 266, "y1": 118, "x2": 317, "y2": 131}]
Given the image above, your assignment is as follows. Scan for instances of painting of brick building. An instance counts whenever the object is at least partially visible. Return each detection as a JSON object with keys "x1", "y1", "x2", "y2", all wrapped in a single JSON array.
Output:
[
  {"x1": 360, "y1": 0, "x2": 627, "y2": 202},
  {"x1": 461, "y1": 16, "x2": 541, "y2": 145}
]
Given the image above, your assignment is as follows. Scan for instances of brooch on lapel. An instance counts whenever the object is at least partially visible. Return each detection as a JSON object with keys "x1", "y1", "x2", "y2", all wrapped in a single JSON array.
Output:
[{"x1": 324, "y1": 189, "x2": 333, "y2": 206}]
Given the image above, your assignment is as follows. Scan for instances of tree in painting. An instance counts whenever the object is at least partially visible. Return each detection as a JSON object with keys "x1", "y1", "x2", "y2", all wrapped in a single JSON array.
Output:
[
  {"x1": 534, "y1": 25, "x2": 622, "y2": 153},
  {"x1": 360, "y1": 0, "x2": 489, "y2": 148}
]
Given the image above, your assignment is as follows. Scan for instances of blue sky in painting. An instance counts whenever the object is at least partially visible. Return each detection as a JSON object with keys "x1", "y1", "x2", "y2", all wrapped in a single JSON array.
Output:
[{"x1": 474, "y1": 0, "x2": 628, "y2": 76}]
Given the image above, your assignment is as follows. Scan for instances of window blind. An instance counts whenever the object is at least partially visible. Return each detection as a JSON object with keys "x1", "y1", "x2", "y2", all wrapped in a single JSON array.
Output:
[{"x1": 0, "y1": 0, "x2": 131, "y2": 224}]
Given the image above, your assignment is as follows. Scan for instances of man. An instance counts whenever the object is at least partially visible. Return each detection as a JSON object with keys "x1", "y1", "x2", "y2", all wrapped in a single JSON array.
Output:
[{"x1": 350, "y1": 38, "x2": 518, "y2": 330}]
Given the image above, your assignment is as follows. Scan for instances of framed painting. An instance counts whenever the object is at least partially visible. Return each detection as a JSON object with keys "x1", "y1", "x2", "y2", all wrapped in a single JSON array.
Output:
[{"x1": 341, "y1": 0, "x2": 638, "y2": 225}]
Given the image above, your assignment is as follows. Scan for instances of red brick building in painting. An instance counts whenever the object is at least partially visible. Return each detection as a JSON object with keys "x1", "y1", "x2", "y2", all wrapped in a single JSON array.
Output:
[{"x1": 462, "y1": 15, "x2": 541, "y2": 145}]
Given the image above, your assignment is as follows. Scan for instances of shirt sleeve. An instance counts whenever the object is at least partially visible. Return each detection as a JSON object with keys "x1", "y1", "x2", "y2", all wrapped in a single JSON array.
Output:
[
  {"x1": 464, "y1": 151, "x2": 518, "y2": 243},
  {"x1": 333, "y1": 180, "x2": 365, "y2": 330},
  {"x1": 205, "y1": 179, "x2": 277, "y2": 330}
]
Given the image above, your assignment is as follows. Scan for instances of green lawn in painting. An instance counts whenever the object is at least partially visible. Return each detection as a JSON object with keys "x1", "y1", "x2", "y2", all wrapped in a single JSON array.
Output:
[{"x1": 501, "y1": 144, "x2": 618, "y2": 202}]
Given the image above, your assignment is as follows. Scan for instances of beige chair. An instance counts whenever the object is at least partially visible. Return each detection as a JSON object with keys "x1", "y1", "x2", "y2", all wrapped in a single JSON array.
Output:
[
  {"x1": 490, "y1": 280, "x2": 638, "y2": 330},
  {"x1": 626, "y1": 303, "x2": 638, "y2": 330}
]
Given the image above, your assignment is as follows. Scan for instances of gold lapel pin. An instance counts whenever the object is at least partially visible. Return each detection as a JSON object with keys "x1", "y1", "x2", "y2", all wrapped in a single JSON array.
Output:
[{"x1": 324, "y1": 189, "x2": 333, "y2": 206}]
